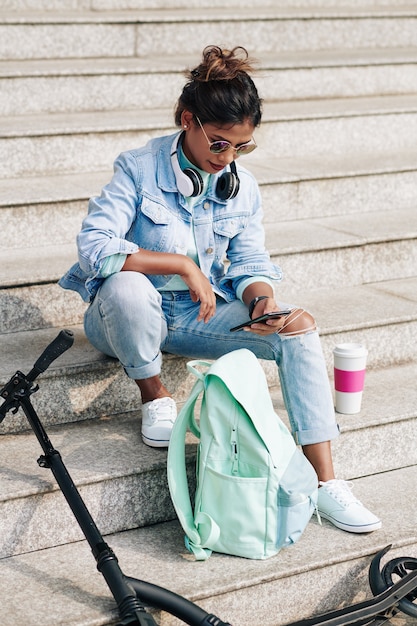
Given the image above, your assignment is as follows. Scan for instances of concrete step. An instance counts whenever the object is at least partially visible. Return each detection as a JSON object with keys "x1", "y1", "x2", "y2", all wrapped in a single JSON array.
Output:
[
  {"x1": 0, "y1": 326, "x2": 189, "y2": 434},
  {"x1": 0, "y1": 465, "x2": 416, "y2": 625},
  {"x1": 256, "y1": 94, "x2": 417, "y2": 160},
  {"x1": 0, "y1": 282, "x2": 85, "y2": 335},
  {"x1": 2, "y1": 151, "x2": 417, "y2": 231},
  {"x1": 2, "y1": 0, "x2": 412, "y2": 11},
  {"x1": 297, "y1": 276, "x2": 417, "y2": 371},
  {"x1": 2, "y1": 95, "x2": 417, "y2": 177},
  {"x1": 1, "y1": 202, "x2": 416, "y2": 328},
  {"x1": 259, "y1": 150, "x2": 417, "y2": 222},
  {"x1": 1, "y1": 6, "x2": 415, "y2": 624},
  {"x1": 1, "y1": 272, "x2": 417, "y2": 431},
  {"x1": 0, "y1": 411, "x2": 179, "y2": 559},
  {"x1": 0, "y1": 242, "x2": 75, "y2": 287},
  {"x1": 266, "y1": 205, "x2": 417, "y2": 294},
  {"x1": 1, "y1": 6, "x2": 417, "y2": 60},
  {"x1": 1, "y1": 356, "x2": 416, "y2": 559},
  {"x1": 2, "y1": 47, "x2": 417, "y2": 116}
]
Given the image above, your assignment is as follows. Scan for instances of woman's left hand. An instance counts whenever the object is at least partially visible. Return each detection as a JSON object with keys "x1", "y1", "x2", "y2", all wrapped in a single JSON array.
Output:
[{"x1": 245, "y1": 297, "x2": 289, "y2": 335}]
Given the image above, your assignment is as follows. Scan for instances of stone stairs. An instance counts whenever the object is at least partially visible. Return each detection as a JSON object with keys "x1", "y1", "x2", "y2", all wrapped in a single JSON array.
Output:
[{"x1": 1, "y1": 2, "x2": 417, "y2": 625}]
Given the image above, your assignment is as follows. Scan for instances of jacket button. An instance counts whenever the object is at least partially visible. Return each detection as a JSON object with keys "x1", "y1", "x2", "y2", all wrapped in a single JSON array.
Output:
[
  {"x1": 203, "y1": 202, "x2": 210, "y2": 210},
  {"x1": 206, "y1": 247, "x2": 214, "y2": 254}
]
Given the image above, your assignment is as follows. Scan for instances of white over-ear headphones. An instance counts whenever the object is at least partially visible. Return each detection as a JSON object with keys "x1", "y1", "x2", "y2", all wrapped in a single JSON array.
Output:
[{"x1": 170, "y1": 132, "x2": 240, "y2": 200}]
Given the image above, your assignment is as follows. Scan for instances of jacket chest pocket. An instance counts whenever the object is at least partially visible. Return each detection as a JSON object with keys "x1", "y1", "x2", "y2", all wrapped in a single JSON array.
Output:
[
  {"x1": 213, "y1": 215, "x2": 248, "y2": 238},
  {"x1": 212, "y1": 215, "x2": 248, "y2": 257},
  {"x1": 137, "y1": 200, "x2": 174, "y2": 251}
]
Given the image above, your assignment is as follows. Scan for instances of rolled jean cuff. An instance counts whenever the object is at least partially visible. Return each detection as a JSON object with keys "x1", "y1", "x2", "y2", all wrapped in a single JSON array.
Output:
[
  {"x1": 293, "y1": 422, "x2": 340, "y2": 446},
  {"x1": 124, "y1": 351, "x2": 162, "y2": 380}
]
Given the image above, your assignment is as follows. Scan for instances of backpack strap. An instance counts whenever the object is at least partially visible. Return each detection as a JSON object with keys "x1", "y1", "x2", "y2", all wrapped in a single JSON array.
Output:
[
  {"x1": 183, "y1": 360, "x2": 211, "y2": 439},
  {"x1": 167, "y1": 360, "x2": 220, "y2": 561}
]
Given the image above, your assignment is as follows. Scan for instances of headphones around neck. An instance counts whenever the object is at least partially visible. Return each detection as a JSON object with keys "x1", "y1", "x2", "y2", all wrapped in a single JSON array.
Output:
[{"x1": 170, "y1": 132, "x2": 240, "y2": 200}]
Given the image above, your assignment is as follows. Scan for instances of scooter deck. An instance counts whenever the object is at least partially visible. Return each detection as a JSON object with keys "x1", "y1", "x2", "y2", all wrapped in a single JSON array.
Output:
[{"x1": 282, "y1": 568, "x2": 417, "y2": 626}]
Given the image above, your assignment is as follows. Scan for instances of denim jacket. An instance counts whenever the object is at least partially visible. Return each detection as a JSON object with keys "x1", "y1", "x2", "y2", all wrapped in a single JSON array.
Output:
[{"x1": 59, "y1": 132, "x2": 282, "y2": 302}]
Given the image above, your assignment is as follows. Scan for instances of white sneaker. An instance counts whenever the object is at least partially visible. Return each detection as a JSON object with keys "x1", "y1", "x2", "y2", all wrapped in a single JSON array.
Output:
[
  {"x1": 141, "y1": 397, "x2": 177, "y2": 448},
  {"x1": 317, "y1": 479, "x2": 382, "y2": 533}
]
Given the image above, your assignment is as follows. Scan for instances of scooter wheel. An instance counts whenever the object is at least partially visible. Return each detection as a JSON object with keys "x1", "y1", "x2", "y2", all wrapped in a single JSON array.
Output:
[{"x1": 382, "y1": 556, "x2": 417, "y2": 617}]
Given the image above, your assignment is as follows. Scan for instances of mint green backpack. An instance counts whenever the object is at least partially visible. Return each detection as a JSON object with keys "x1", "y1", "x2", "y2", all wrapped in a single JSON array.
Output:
[{"x1": 167, "y1": 349, "x2": 318, "y2": 561}]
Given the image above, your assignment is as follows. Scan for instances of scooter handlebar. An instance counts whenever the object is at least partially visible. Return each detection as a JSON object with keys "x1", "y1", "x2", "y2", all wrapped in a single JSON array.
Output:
[
  {"x1": 0, "y1": 329, "x2": 75, "y2": 420},
  {"x1": 28, "y1": 329, "x2": 75, "y2": 381}
]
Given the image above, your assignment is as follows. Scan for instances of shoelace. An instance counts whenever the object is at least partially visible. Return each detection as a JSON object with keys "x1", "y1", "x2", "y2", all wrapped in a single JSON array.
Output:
[
  {"x1": 319, "y1": 479, "x2": 362, "y2": 507},
  {"x1": 147, "y1": 398, "x2": 176, "y2": 423}
]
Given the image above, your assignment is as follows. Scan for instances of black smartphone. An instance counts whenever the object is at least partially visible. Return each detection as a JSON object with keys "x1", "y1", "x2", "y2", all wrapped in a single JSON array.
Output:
[{"x1": 230, "y1": 310, "x2": 292, "y2": 332}]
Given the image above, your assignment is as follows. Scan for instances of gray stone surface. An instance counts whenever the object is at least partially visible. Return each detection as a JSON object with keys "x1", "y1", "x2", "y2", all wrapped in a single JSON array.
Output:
[
  {"x1": 2, "y1": 151, "x2": 417, "y2": 226},
  {"x1": 1, "y1": 206, "x2": 416, "y2": 329},
  {"x1": 3, "y1": 95, "x2": 417, "y2": 178},
  {"x1": 1, "y1": 0, "x2": 415, "y2": 9},
  {"x1": 3, "y1": 49, "x2": 417, "y2": 116},
  {"x1": 1, "y1": 358, "x2": 416, "y2": 558},
  {"x1": 1, "y1": 4, "x2": 417, "y2": 624},
  {"x1": 1, "y1": 7, "x2": 417, "y2": 62},
  {"x1": 0, "y1": 467, "x2": 416, "y2": 626}
]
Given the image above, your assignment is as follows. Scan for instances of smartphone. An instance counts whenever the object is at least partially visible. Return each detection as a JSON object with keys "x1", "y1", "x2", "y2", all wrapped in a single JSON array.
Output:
[{"x1": 230, "y1": 310, "x2": 292, "y2": 332}]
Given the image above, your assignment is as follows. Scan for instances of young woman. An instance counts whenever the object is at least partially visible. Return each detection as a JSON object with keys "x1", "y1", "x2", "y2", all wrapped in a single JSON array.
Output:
[{"x1": 60, "y1": 46, "x2": 381, "y2": 534}]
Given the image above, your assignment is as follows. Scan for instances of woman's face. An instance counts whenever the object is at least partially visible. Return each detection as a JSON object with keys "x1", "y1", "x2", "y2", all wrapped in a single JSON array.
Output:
[{"x1": 181, "y1": 111, "x2": 255, "y2": 175}]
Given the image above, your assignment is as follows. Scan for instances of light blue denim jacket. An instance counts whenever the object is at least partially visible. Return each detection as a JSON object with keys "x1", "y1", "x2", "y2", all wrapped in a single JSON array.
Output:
[{"x1": 59, "y1": 132, "x2": 282, "y2": 302}]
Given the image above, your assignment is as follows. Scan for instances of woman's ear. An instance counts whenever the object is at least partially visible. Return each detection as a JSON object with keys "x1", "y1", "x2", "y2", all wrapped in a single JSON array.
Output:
[{"x1": 181, "y1": 110, "x2": 194, "y2": 129}]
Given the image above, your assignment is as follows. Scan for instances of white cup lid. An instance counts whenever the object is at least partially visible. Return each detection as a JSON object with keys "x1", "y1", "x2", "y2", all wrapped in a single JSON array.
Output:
[{"x1": 333, "y1": 343, "x2": 367, "y2": 357}]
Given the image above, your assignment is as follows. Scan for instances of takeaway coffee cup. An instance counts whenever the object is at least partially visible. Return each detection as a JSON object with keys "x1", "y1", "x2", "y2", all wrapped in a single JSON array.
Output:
[{"x1": 333, "y1": 343, "x2": 367, "y2": 414}]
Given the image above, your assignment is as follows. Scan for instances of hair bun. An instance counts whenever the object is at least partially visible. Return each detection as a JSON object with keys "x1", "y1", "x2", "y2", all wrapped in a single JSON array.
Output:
[
  {"x1": 189, "y1": 45, "x2": 256, "y2": 82},
  {"x1": 174, "y1": 45, "x2": 262, "y2": 128}
]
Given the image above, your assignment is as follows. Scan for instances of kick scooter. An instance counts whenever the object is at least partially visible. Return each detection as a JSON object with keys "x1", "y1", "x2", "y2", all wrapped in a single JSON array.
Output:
[{"x1": 1, "y1": 329, "x2": 416, "y2": 625}]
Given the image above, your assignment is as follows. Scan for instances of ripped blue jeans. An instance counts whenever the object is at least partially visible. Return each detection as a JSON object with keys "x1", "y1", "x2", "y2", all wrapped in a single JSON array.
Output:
[{"x1": 84, "y1": 271, "x2": 339, "y2": 446}]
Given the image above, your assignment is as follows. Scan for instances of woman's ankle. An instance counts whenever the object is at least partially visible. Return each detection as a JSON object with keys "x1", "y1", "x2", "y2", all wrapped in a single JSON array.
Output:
[{"x1": 135, "y1": 376, "x2": 171, "y2": 404}]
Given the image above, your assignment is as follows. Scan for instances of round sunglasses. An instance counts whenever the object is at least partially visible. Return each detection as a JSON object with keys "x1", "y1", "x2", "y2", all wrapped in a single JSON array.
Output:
[{"x1": 195, "y1": 116, "x2": 257, "y2": 156}]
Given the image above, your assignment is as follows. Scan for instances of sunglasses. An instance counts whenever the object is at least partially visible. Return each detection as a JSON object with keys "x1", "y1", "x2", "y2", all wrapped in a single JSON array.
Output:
[{"x1": 195, "y1": 116, "x2": 257, "y2": 156}]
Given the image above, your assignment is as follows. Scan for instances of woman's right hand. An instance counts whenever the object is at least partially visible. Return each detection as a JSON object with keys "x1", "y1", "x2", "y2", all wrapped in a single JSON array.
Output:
[
  {"x1": 180, "y1": 258, "x2": 216, "y2": 323},
  {"x1": 123, "y1": 250, "x2": 216, "y2": 323}
]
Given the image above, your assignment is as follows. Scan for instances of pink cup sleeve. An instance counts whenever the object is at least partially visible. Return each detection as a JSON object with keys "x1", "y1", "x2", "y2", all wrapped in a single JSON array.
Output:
[{"x1": 334, "y1": 368, "x2": 366, "y2": 393}]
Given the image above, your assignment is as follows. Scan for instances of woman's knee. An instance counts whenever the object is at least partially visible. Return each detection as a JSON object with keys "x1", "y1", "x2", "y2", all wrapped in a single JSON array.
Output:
[
  {"x1": 99, "y1": 271, "x2": 161, "y2": 316},
  {"x1": 278, "y1": 308, "x2": 317, "y2": 336}
]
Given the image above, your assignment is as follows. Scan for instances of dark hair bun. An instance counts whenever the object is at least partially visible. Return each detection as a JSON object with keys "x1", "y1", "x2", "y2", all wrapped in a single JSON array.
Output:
[
  {"x1": 174, "y1": 45, "x2": 262, "y2": 128},
  {"x1": 187, "y1": 46, "x2": 256, "y2": 82}
]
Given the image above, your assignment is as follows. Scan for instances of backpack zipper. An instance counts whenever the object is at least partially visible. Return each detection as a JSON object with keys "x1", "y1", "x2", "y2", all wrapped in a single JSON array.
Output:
[{"x1": 230, "y1": 427, "x2": 239, "y2": 474}]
